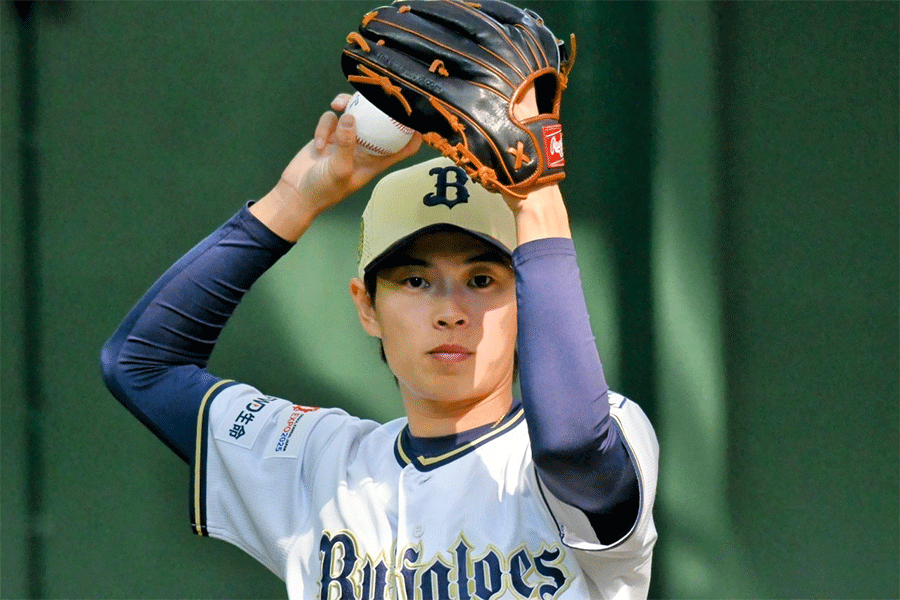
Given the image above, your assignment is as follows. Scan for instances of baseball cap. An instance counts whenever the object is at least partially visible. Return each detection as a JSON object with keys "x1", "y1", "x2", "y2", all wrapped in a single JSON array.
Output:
[{"x1": 357, "y1": 156, "x2": 518, "y2": 280}]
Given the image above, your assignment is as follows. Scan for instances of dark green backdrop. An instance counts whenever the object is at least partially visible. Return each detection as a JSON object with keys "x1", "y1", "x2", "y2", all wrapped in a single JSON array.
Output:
[{"x1": 2, "y1": 2, "x2": 897, "y2": 598}]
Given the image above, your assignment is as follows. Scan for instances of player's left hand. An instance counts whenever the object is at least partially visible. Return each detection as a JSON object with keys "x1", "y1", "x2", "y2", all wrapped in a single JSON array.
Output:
[{"x1": 496, "y1": 86, "x2": 572, "y2": 243}]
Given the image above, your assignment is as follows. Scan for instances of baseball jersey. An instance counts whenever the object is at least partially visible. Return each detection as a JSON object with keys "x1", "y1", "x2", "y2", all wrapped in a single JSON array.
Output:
[
  {"x1": 193, "y1": 384, "x2": 657, "y2": 599},
  {"x1": 101, "y1": 206, "x2": 659, "y2": 599}
]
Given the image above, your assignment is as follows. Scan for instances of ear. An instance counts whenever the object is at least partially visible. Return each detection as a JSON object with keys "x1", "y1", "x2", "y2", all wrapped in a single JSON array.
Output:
[{"x1": 349, "y1": 278, "x2": 382, "y2": 339}]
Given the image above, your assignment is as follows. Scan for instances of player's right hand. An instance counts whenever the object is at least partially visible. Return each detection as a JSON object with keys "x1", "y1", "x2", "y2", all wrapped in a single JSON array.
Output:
[
  {"x1": 287, "y1": 93, "x2": 423, "y2": 212},
  {"x1": 251, "y1": 94, "x2": 422, "y2": 242}
]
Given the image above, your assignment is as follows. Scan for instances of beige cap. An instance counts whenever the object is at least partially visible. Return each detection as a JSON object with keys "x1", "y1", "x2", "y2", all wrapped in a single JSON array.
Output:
[{"x1": 357, "y1": 156, "x2": 518, "y2": 279}]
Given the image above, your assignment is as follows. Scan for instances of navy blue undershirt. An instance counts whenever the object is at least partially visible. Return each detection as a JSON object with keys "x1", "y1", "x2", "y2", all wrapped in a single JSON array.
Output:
[
  {"x1": 101, "y1": 204, "x2": 639, "y2": 542},
  {"x1": 404, "y1": 400, "x2": 523, "y2": 458}
]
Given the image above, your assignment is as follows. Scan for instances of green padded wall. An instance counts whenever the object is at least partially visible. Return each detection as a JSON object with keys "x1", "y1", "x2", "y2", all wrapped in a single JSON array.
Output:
[{"x1": 2, "y1": 2, "x2": 896, "y2": 599}]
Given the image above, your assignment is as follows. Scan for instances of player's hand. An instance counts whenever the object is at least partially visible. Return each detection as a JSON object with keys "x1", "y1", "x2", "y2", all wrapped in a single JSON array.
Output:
[
  {"x1": 252, "y1": 93, "x2": 422, "y2": 242},
  {"x1": 286, "y1": 93, "x2": 422, "y2": 211},
  {"x1": 498, "y1": 86, "x2": 572, "y2": 243}
]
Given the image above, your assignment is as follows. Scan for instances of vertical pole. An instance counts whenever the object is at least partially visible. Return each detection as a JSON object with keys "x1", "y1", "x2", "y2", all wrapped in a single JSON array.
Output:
[{"x1": 15, "y1": 2, "x2": 44, "y2": 598}]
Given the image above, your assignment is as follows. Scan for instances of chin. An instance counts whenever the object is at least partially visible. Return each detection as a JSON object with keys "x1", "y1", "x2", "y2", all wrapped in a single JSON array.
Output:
[{"x1": 404, "y1": 378, "x2": 493, "y2": 406}]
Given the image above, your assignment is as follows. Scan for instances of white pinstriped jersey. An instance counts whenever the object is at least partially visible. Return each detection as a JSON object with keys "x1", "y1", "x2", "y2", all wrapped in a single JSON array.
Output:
[{"x1": 191, "y1": 381, "x2": 658, "y2": 599}]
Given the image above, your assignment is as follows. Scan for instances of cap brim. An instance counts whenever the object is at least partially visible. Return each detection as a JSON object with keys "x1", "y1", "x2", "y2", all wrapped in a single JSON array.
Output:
[{"x1": 362, "y1": 223, "x2": 513, "y2": 278}]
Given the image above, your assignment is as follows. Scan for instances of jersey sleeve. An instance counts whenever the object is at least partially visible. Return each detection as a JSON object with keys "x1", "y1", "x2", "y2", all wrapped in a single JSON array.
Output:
[
  {"x1": 100, "y1": 204, "x2": 294, "y2": 462},
  {"x1": 513, "y1": 238, "x2": 655, "y2": 546},
  {"x1": 191, "y1": 381, "x2": 368, "y2": 579},
  {"x1": 538, "y1": 393, "x2": 658, "y2": 555}
]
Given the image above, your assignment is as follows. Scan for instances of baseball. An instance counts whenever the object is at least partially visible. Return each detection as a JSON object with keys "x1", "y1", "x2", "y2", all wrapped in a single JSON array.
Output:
[{"x1": 344, "y1": 92, "x2": 415, "y2": 156}]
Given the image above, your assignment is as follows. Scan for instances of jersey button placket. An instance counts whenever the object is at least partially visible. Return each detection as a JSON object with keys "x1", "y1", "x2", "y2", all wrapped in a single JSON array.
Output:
[
  {"x1": 405, "y1": 468, "x2": 429, "y2": 543},
  {"x1": 393, "y1": 465, "x2": 417, "y2": 595}
]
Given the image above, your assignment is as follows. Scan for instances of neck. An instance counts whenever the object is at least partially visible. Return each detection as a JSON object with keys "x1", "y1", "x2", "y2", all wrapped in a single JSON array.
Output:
[{"x1": 401, "y1": 386, "x2": 514, "y2": 437}]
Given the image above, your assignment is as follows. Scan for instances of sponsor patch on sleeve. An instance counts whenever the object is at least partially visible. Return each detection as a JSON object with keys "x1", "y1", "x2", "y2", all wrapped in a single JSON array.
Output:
[
  {"x1": 213, "y1": 395, "x2": 284, "y2": 450},
  {"x1": 264, "y1": 404, "x2": 319, "y2": 459}
]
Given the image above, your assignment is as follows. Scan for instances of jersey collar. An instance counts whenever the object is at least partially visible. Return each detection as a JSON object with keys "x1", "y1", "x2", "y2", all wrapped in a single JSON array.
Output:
[{"x1": 394, "y1": 401, "x2": 525, "y2": 471}]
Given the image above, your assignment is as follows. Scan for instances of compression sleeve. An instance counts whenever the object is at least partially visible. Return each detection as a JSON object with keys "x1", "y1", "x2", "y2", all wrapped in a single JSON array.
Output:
[
  {"x1": 513, "y1": 237, "x2": 640, "y2": 542},
  {"x1": 100, "y1": 205, "x2": 294, "y2": 462}
]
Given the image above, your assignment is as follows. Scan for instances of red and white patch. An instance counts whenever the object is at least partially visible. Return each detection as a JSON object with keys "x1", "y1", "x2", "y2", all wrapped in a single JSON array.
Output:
[
  {"x1": 542, "y1": 124, "x2": 565, "y2": 168},
  {"x1": 265, "y1": 403, "x2": 319, "y2": 459}
]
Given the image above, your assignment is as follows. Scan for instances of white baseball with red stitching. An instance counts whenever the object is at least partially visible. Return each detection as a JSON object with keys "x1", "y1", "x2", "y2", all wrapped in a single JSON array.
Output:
[{"x1": 344, "y1": 92, "x2": 414, "y2": 156}]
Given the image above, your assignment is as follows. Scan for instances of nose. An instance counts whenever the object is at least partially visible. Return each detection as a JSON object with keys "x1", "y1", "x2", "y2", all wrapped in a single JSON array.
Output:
[
  {"x1": 433, "y1": 287, "x2": 468, "y2": 329},
  {"x1": 436, "y1": 314, "x2": 467, "y2": 328}
]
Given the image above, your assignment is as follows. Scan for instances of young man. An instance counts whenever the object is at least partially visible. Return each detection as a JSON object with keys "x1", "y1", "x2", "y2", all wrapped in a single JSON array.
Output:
[{"x1": 101, "y1": 94, "x2": 658, "y2": 599}]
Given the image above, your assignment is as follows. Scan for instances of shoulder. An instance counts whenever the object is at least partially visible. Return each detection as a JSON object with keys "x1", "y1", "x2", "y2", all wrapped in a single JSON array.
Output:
[
  {"x1": 608, "y1": 391, "x2": 659, "y2": 468},
  {"x1": 609, "y1": 393, "x2": 657, "y2": 441},
  {"x1": 607, "y1": 391, "x2": 659, "y2": 535},
  {"x1": 204, "y1": 382, "x2": 401, "y2": 458}
]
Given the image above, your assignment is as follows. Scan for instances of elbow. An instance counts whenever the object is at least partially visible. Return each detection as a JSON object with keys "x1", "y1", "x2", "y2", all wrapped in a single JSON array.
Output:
[
  {"x1": 100, "y1": 337, "x2": 121, "y2": 392},
  {"x1": 100, "y1": 335, "x2": 130, "y2": 401},
  {"x1": 531, "y1": 440, "x2": 596, "y2": 475},
  {"x1": 531, "y1": 417, "x2": 615, "y2": 471}
]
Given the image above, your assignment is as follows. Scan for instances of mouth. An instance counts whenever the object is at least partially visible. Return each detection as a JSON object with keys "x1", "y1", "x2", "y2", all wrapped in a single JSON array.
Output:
[{"x1": 428, "y1": 344, "x2": 473, "y2": 364}]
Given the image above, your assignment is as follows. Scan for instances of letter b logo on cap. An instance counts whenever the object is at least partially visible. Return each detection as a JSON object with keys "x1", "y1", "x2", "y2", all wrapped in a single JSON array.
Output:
[{"x1": 423, "y1": 166, "x2": 469, "y2": 209}]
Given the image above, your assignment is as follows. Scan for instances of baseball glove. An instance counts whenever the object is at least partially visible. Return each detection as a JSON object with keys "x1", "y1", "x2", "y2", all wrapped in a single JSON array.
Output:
[{"x1": 342, "y1": 0, "x2": 575, "y2": 199}]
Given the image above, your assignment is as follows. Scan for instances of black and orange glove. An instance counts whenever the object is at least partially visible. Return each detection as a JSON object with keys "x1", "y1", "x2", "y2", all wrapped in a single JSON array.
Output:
[{"x1": 342, "y1": 0, "x2": 575, "y2": 199}]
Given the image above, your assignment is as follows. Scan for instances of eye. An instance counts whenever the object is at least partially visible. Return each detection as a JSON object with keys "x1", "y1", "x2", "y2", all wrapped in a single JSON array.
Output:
[
  {"x1": 403, "y1": 276, "x2": 428, "y2": 289},
  {"x1": 470, "y1": 274, "x2": 494, "y2": 288}
]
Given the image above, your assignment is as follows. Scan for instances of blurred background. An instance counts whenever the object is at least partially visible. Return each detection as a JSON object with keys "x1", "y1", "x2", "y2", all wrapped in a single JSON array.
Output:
[{"x1": 2, "y1": 1, "x2": 897, "y2": 598}]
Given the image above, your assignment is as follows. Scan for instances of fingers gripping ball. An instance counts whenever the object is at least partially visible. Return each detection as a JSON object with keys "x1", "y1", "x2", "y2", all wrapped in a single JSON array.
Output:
[
  {"x1": 345, "y1": 92, "x2": 415, "y2": 156},
  {"x1": 342, "y1": 0, "x2": 575, "y2": 198}
]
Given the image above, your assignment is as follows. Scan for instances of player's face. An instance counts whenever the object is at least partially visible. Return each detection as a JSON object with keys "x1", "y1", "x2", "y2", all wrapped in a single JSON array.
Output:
[{"x1": 353, "y1": 231, "x2": 517, "y2": 420}]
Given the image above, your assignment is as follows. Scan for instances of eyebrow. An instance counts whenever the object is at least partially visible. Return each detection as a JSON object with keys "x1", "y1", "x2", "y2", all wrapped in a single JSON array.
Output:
[
  {"x1": 466, "y1": 250, "x2": 510, "y2": 266},
  {"x1": 381, "y1": 250, "x2": 510, "y2": 271}
]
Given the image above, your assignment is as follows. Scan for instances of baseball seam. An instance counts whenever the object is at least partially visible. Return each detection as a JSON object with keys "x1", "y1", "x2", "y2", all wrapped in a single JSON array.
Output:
[
  {"x1": 357, "y1": 120, "x2": 413, "y2": 155},
  {"x1": 356, "y1": 137, "x2": 393, "y2": 155},
  {"x1": 389, "y1": 119, "x2": 414, "y2": 135}
]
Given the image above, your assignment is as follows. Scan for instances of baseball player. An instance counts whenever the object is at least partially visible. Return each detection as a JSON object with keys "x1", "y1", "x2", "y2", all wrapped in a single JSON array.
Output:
[{"x1": 101, "y1": 2, "x2": 658, "y2": 598}]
